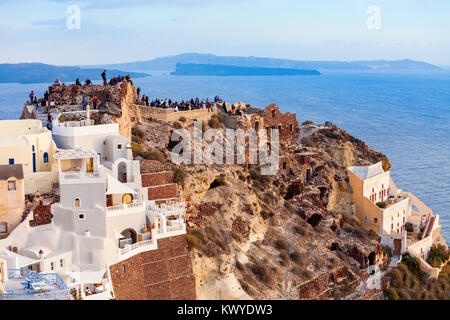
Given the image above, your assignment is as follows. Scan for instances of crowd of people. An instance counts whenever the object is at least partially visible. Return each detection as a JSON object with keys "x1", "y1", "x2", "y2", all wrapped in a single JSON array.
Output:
[
  {"x1": 51, "y1": 70, "x2": 133, "y2": 88},
  {"x1": 137, "y1": 92, "x2": 222, "y2": 113},
  {"x1": 28, "y1": 90, "x2": 50, "y2": 108}
]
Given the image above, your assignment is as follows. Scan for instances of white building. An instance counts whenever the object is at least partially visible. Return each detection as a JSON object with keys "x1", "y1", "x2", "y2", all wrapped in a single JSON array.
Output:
[
  {"x1": 0, "y1": 118, "x2": 186, "y2": 300},
  {"x1": 348, "y1": 162, "x2": 445, "y2": 278}
]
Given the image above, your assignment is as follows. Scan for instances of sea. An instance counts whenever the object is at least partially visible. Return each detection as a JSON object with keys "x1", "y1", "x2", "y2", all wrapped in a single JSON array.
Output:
[{"x1": 0, "y1": 70, "x2": 449, "y2": 240}]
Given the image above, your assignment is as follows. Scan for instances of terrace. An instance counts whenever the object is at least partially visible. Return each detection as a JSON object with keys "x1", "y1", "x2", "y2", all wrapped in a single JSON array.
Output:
[
  {"x1": 0, "y1": 269, "x2": 71, "y2": 300},
  {"x1": 147, "y1": 201, "x2": 186, "y2": 234},
  {"x1": 376, "y1": 192, "x2": 409, "y2": 210}
]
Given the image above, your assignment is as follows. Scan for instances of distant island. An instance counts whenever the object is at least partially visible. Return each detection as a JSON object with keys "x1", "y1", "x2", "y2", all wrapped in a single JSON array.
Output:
[
  {"x1": 170, "y1": 63, "x2": 321, "y2": 76},
  {"x1": 90, "y1": 53, "x2": 442, "y2": 73},
  {"x1": 0, "y1": 63, "x2": 150, "y2": 84}
]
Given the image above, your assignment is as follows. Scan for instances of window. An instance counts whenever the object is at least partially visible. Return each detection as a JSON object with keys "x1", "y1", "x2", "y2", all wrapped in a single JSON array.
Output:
[
  {"x1": 43, "y1": 152, "x2": 49, "y2": 163},
  {"x1": 374, "y1": 218, "x2": 378, "y2": 223},
  {"x1": 289, "y1": 124, "x2": 293, "y2": 133},
  {"x1": 50, "y1": 262, "x2": 54, "y2": 271},
  {"x1": 60, "y1": 259, "x2": 64, "y2": 268},
  {"x1": 122, "y1": 265, "x2": 126, "y2": 274},
  {"x1": 0, "y1": 223, "x2": 7, "y2": 233},
  {"x1": 278, "y1": 125, "x2": 282, "y2": 133},
  {"x1": 117, "y1": 144, "x2": 123, "y2": 150},
  {"x1": 78, "y1": 213, "x2": 85, "y2": 220},
  {"x1": 283, "y1": 162, "x2": 287, "y2": 170},
  {"x1": 272, "y1": 110, "x2": 276, "y2": 118},
  {"x1": 8, "y1": 181, "x2": 16, "y2": 191},
  {"x1": 9, "y1": 158, "x2": 14, "y2": 165},
  {"x1": 75, "y1": 198, "x2": 80, "y2": 208}
]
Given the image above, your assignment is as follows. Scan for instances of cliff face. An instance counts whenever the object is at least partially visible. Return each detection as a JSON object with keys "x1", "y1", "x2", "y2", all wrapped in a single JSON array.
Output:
[{"x1": 169, "y1": 122, "x2": 390, "y2": 300}]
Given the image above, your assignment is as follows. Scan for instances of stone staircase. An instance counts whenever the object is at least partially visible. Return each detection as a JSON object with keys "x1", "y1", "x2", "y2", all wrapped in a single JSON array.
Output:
[{"x1": 36, "y1": 105, "x2": 48, "y2": 126}]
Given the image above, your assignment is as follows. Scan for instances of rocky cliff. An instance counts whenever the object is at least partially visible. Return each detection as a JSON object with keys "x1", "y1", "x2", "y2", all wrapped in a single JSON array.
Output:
[{"x1": 128, "y1": 100, "x2": 394, "y2": 300}]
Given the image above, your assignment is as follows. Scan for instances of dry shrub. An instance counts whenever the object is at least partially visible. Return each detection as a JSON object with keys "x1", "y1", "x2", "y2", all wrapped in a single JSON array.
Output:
[
  {"x1": 250, "y1": 263, "x2": 271, "y2": 284},
  {"x1": 279, "y1": 252, "x2": 290, "y2": 266},
  {"x1": 274, "y1": 239, "x2": 288, "y2": 251},
  {"x1": 294, "y1": 224, "x2": 306, "y2": 237},
  {"x1": 289, "y1": 251, "x2": 305, "y2": 265},
  {"x1": 173, "y1": 121, "x2": 183, "y2": 129},
  {"x1": 173, "y1": 167, "x2": 186, "y2": 185},
  {"x1": 143, "y1": 151, "x2": 165, "y2": 163},
  {"x1": 186, "y1": 234, "x2": 199, "y2": 250},
  {"x1": 208, "y1": 116, "x2": 221, "y2": 129},
  {"x1": 189, "y1": 228, "x2": 207, "y2": 243}
]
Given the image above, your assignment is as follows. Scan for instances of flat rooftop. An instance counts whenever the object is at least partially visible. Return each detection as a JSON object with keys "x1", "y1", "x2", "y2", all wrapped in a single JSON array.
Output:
[{"x1": 348, "y1": 162, "x2": 385, "y2": 180}]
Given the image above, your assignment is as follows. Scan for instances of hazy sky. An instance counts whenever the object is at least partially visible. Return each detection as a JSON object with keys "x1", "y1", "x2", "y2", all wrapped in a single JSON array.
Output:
[{"x1": 0, "y1": 0, "x2": 449, "y2": 65}]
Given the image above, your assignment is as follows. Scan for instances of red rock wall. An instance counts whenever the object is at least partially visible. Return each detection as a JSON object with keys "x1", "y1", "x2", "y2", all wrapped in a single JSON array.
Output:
[
  {"x1": 142, "y1": 172, "x2": 174, "y2": 188},
  {"x1": 109, "y1": 235, "x2": 196, "y2": 300},
  {"x1": 147, "y1": 184, "x2": 178, "y2": 201}
]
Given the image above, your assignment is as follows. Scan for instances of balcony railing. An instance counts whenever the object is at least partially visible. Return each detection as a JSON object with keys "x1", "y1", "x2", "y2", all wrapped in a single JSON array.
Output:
[
  {"x1": 147, "y1": 201, "x2": 185, "y2": 214},
  {"x1": 60, "y1": 172, "x2": 101, "y2": 180},
  {"x1": 107, "y1": 201, "x2": 144, "y2": 214},
  {"x1": 119, "y1": 239, "x2": 153, "y2": 256}
]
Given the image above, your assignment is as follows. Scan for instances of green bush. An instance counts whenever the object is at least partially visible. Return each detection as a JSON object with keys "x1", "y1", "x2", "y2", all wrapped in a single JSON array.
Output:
[
  {"x1": 179, "y1": 116, "x2": 187, "y2": 123},
  {"x1": 405, "y1": 222, "x2": 414, "y2": 233},
  {"x1": 376, "y1": 202, "x2": 387, "y2": 208},
  {"x1": 402, "y1": 254, "x2": 426, "y2": 279},
  {"x1": 427, "y1": 244, "x2": 449, "y2": 266},
  {"x1": 302, "y1": 120, "x2": 314, "y2": 126},
  {"x1": 131, "y1": 142, "x2": 145, "y2": 157}
]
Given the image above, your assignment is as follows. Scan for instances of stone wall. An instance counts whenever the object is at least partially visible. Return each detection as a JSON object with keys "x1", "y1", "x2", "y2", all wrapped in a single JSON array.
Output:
[
  {"x1": 49, "y1": 84, "x2": 122, "y2": 106},
  {"x1": 135, "y1": 106, "x2": 216, "y2": 123},
  {"x1": 109, "y1": 235, "x2": 196, "y2": 300},
  {"x1": 264, "y1": 104, "x2": 297, "y2": 146}
]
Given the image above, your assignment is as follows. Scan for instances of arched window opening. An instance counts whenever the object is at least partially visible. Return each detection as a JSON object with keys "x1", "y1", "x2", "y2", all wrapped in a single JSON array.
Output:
[{"x1": 118, "y1": 162, "x2": 127, "y2": 183}]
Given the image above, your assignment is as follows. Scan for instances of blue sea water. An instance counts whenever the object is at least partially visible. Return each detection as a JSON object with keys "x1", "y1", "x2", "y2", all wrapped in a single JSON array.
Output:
[{"x1": 0, "y1": 71, "x2": 449, "y2": 240}]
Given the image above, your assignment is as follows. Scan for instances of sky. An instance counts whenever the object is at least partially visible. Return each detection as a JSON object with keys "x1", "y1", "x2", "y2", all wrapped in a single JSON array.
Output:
[{"x1": 0, "y1": 0, "x2": 449, "y2": 66}]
